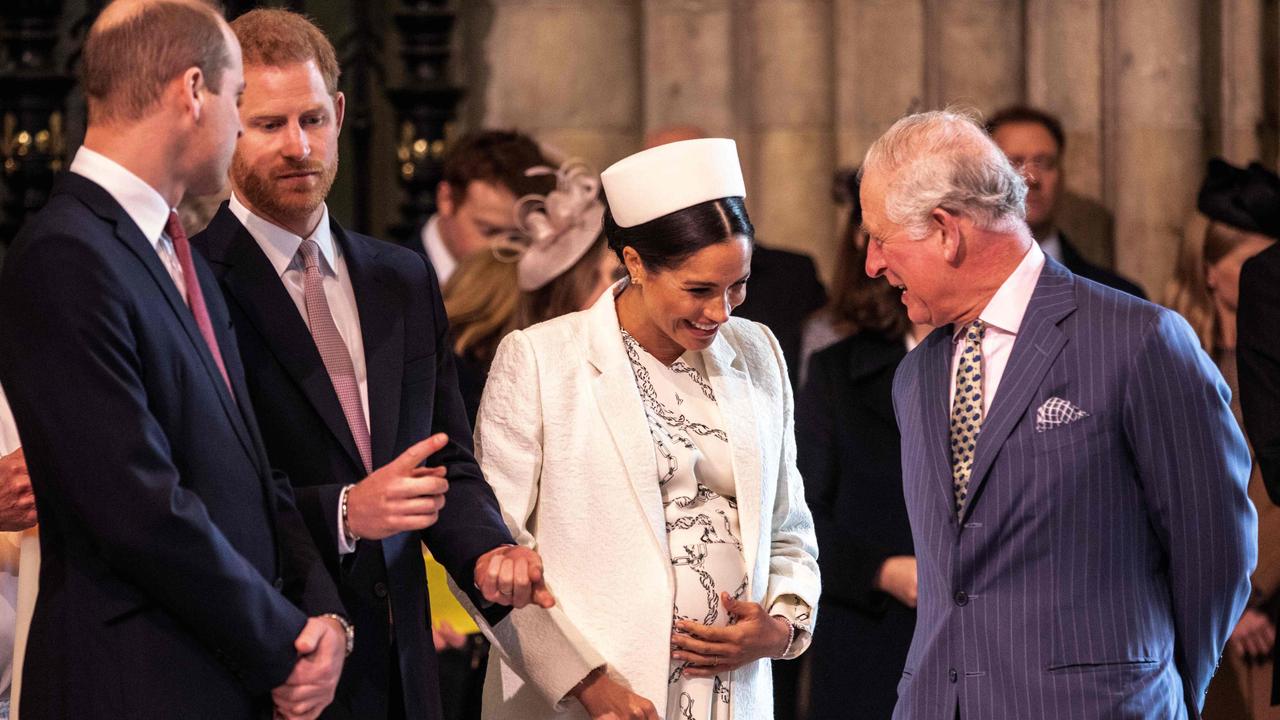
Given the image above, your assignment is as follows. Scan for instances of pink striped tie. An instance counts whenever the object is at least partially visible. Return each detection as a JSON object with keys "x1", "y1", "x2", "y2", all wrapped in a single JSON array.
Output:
[
  {"x1": 166, "y1": 211, "x2": 233, "y2": 394},
  {"x1": 299, "y1": 239, "x2": 372, "y2": 473}
]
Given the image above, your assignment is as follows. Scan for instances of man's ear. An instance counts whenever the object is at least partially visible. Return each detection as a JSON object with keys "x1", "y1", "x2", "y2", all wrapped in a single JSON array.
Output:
[
  {"x1": 436, "y1": 181, "x2": 457, "y2": 218},
  {"x1": 179, "y1": 66, "x2": 205, "y2": 123},
  {"x1": 333, "y1": 91, "x2": 346, "y2": 135},
  {"x1": 932, "y1": 207, "x2": 965, "y2": 265}
]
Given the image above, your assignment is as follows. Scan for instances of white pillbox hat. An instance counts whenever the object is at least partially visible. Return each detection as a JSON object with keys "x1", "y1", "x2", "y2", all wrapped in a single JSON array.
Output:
[{"x1": 600, "y1": 138, "x2": 746, "y2": 228}]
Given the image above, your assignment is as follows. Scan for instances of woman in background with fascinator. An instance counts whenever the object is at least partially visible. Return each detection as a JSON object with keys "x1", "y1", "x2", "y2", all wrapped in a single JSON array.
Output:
[
  {"x1": 468, "y1": 138, "x2": 819, "y2": 720},
  {"x1": 443, "y1": 159, "x2": 621, "y2": 425},
  {"x1": 1169, "y1": 159, "x2": 1280, "y2": 720}
]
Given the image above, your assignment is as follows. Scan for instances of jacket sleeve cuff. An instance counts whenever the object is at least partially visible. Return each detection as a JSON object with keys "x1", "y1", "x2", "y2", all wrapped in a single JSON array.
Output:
[{"x1": 768, "y1": 594, "x2": 814, "y2": 659}]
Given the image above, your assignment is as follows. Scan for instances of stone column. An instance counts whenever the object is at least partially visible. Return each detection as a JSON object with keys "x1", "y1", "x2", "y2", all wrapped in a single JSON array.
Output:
[
  {"x1": 833, "y1": 0, "x2": 926, "y2": 168},
  {"x1": 1025, "y1": 0, "x2": 1113, "y2": 268},
  {"x1": 1218, "y1": 0, "x2": 1264, "y2": 164},
  {"x1": 642, "y1": 0, "x2": 735, "y2": 138},
  {"x1": 1106, "y1": 0, "x2": 1202, "y2": 296},
  {"x1": 482, "y1": 0, "x2": 641, "y2": 171},
  {"x1": 1026, "y1": 0, "x2": 1104, "y2": 197},
  {"x1": 930, "y1": 0, "x2": 1023, "y2": 112},
  {"x1": 743, "y1": 0, "x2": 837, "y2": 275}
]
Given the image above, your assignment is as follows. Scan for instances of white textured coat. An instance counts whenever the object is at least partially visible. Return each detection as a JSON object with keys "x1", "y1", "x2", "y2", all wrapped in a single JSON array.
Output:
[{"x1": 468, "y1": 285, "x2": 821, "y2": 720}]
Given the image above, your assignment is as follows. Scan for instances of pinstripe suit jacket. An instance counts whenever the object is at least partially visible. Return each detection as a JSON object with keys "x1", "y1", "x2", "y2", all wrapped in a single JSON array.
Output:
[{"x1": 891, "y1": 257, "x2": 1256, "y2": 720}]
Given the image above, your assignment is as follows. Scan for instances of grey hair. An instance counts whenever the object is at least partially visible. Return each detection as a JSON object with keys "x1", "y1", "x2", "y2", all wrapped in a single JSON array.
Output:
[{"x1": 862, "y1": 109, "x2": 1028, "y2": 240}]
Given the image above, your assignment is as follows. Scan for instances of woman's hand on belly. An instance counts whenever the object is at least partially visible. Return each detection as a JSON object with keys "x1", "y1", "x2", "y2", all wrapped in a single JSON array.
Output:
[{"x1": 671, "y1": 592, "x2": 792, "y2": 678}]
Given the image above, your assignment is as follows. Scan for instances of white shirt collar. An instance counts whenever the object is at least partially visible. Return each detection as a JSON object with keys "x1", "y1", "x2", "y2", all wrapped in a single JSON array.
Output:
[
  {"x1": 229, "y1": 192, "x2": 336, "y2": 278},
  {"x1": 421, "y1": 214, "x2": 456, "y2": 283},
  {"x1": 954, "y1": 240, "x2": 1046, "y2": 339},
  {"x1": 69, "y1": 146, "x2": 172, "y2": 248}
]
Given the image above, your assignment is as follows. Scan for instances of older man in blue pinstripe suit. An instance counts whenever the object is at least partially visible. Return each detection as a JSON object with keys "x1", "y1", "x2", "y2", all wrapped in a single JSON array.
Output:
[{"x1": 862, "y1": 110, "x2": 1257, "y2": 720}]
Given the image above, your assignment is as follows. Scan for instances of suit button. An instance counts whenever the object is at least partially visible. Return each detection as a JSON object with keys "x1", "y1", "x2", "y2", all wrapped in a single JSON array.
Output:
[
  {"x1": 949, "y1": 668, "x2": 958, "y2": 683},
  {"x1": 373, "y1": 581, "x2": 388, "y2": 598},
  {"x1": 954, "y1": 590, "x2": 968, "y2": 606},
  {"x1": 273, "y1": 577, "x2": 284, "y2": 591}
]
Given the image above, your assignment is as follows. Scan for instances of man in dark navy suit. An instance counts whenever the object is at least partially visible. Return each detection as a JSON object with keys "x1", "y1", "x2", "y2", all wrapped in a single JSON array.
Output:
[
  {"x1": 0, "y1": 2, "x2": 350, "y2": 719},
  {"x1": 864, "y1": 110, "x2": 1254, "y2": 719},
  {"x1": 987, "y1": 105, "x2": 1146, "y2": 299},
  {"x1": 193, "y1": 10, "x2": 552, "y2": 720}
]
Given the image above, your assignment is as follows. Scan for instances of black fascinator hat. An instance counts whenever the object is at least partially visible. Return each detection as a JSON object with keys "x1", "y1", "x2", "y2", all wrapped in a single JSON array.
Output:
[{"x1": 1197, "y1": 158, "x2": 1280, "y2": 239}]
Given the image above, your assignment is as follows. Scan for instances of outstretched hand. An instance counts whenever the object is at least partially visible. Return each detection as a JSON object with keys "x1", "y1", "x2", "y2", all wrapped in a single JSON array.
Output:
[
  {"x1": 346, "y1": 434, "x2": 451, "y2": 540},
  {"x1": 670, "y1": 593, "x2": 791, "y2": 679},
  {"x1": 474, "y1": 545, "x2": 556, "y2": 609}
]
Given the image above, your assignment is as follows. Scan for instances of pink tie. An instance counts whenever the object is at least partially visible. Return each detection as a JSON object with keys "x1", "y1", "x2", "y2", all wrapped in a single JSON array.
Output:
[
  {"x1": 299, "y1": 239, "x2": 373, "y2": 473},
  {"x1": 166, "y1": 211, "x2": 233, "y2": 394}
]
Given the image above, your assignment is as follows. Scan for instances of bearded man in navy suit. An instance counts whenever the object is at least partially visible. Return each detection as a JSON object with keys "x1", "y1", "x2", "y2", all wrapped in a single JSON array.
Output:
[
  {"x1": 0, "y1": 2, "x2": 350, "y2": 719},
  {"x1": 862, "y1": 110, "x2": 1255, "y2": 719},
  {"x1": 192, "y1": 10, "x2": 552, "y2": 720}
]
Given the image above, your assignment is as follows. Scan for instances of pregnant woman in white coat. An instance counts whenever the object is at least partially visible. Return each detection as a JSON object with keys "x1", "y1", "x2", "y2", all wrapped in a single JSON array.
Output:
[{"x1": 471, "y1": 139, "x2": 821, "y2": 720}]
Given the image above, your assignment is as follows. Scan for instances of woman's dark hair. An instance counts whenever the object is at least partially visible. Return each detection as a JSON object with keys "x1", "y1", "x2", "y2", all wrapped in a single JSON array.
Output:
[
  {"x1": 819, "y1": 169, "x2": 911, "y2": 341},
  {"x1": 603, "y1": 196, "x2": 754, "y2": 270}
]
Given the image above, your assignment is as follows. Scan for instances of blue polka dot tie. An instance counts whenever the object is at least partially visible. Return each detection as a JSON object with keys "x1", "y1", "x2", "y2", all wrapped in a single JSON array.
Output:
[{"x1": 950, "y1": 319, "x2": 987, "y2": 514}]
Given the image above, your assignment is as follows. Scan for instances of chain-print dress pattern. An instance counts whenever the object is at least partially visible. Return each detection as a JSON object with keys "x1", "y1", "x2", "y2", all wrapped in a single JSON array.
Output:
[{"x1": 621, "y1": 330, "x2": 747, "y2": 720}]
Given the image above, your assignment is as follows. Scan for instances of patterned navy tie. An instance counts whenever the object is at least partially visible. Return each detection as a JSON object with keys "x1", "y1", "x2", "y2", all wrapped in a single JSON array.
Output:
[{"x1": 950, "y1": 319, "x2": 987, "y2": 514}]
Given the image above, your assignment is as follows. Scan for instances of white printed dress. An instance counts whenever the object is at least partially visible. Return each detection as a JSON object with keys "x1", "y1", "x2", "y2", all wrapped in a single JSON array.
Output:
[{"x1": 621, "y1": 329, "x2": 747, "y2": 720}]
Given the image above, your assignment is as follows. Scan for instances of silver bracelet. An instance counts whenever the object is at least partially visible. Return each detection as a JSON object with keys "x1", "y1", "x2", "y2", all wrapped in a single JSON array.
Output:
[
  {"x1": 773, "y1": 615, "x2": 798, "y2": 659},
  {"x1": 339, "y1": 484, "x2": 360, "y2": 544}
]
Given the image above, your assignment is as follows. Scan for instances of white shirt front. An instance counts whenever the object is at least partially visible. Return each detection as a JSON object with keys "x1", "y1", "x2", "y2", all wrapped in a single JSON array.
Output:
[
  {"x1": 228, "y1": 194, "x2": 368, "y2": 554},
  {"x1": 420, "y1": 214, "x2": 457, "y2": 286},
  {"x1": 948, "y1": 241, "x2": 1046, "y2": 414},
  {"x1": 229, "y1": 194, "x2": 369, "y2": 425},
  {"x1": 68, "y1": 146, "x2": 186, "y2": 298}
]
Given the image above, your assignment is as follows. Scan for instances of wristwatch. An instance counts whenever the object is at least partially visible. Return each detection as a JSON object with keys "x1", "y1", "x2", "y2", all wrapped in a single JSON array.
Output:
[{"x1": 320, "y1": 613, "x2": 355, "y2": 657}]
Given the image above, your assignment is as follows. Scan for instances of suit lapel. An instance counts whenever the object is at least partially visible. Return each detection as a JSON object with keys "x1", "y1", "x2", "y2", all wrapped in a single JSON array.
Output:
[
  {"x1": 918, "y1": 328, "x2": 959, "y2": 520},
  {"x1": 340, "y1": 225, "x2": 403, "y2": 469},
  {"x1": 210, "y1": 208, "x2": 367, "y2": 476},
  {"x1": 67, "y1": 177, "x2": 259, "y2": 463},
  {"x1": 585, "y1": 288, "x2": 668, "y2": 560},
  {"x1": 704, "y1": 332, "x2": 763, "y2": 588},
  {"x1": 961, "y1": 259, "x2": 1077, "y2": 521},
  {"x1": 207, "y1": 274, "x2": 272, "y2": 477}
]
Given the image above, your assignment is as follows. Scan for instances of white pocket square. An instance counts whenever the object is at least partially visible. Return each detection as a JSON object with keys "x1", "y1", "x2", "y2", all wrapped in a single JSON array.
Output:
[{"x1": 1035, "y1": 396, "x2": 1089, "y2": 432}]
